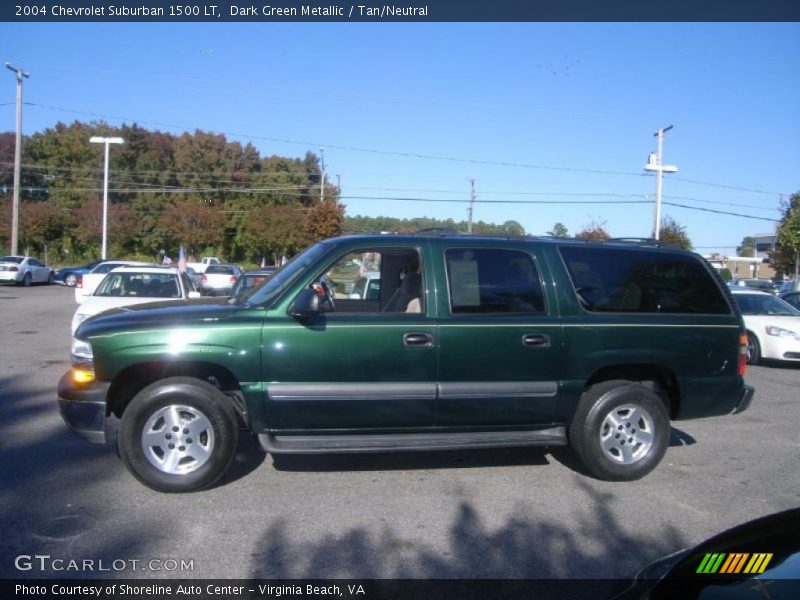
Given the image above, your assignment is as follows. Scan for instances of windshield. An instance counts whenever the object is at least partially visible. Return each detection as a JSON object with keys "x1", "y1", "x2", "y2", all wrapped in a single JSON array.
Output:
[
  {"x1": 236, "y1": 243, "x2": 329, "y2": 307},
  {"x1": 734, "y1": 294, "x2": 800, "y2": 316},
  {"x1": 94, "y1": 272, "x2": 182, "y2": 299},
  {"x1": 0, "y1": 256, "x2": 23, "y2": 264}
]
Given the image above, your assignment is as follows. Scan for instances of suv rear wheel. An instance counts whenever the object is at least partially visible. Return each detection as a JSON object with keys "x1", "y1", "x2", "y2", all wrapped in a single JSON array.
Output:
[
  {"x1": 118, "y1": 377, "x2": 238, "y2": 493},
  {"x1": 569, "y1": 380, "x2": 669, "y2": 481}
]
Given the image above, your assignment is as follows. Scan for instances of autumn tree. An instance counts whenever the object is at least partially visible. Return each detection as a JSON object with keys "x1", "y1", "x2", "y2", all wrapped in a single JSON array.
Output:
[
  {"x1": 306, "y1": 200, "x2": 345, "y2": 243},
  {"x1": 574, "y1": 218, "x2": 611, "y2": 241},
  {"x1": 658, "y1": 216, "x2": 692, "y2": 250},
  {"x1": 241, "y1": 204, "x2": 307, "y2": 265},
  {"x1": 158, "y1": 202, "x2": 227, "y2": 256},
  {"x1": 19, "y1": 201, "x2": 64, "y2": 255}
]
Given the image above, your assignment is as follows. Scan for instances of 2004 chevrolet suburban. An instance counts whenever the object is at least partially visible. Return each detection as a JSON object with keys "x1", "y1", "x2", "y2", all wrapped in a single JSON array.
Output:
[{"x1": 58, "y1": 233, "x2": 754, "y2": 492}]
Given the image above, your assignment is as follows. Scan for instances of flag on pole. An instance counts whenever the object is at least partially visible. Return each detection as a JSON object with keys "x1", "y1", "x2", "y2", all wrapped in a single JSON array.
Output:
[{"x1": 178, "y1": 245, "x2": 187, "y2": 272}]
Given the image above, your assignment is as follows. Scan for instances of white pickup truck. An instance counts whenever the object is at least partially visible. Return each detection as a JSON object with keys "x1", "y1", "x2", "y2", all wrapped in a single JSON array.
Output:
[{"x1": 186, "y1": 257, "x2": 221, "y2": 274}]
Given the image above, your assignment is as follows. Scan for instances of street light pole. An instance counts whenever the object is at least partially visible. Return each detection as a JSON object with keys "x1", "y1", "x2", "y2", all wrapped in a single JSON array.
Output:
[
  {"x1": 89, "y1": 136, "x2": 124, "y2": 259},
  {"x1": 5, "y1": 62, "x2": 29, "y2": 256},
  {"x1": 644, "y1": 125, "x2": 677, "y2": 241}
]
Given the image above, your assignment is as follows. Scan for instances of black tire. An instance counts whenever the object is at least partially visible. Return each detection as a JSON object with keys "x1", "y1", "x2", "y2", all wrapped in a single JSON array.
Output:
[
  {"x1": 746, "y1": 332, "x2": 760, "y2": 366},
  {"x1": 118, "y1": 377, "x2": 239, "y2": 493},
  {"x1": 569, "y1": 380, "x2": 669, "y2": 481},
  {"x1": 21, "y1": 272, "x2": 31, "y2": 287},
  {"x1": 48, "y1": 271, "x2": 55, "y2": 285},
  {"x1": 64, "y1": 273, "x2": 77, "y2": 287}
]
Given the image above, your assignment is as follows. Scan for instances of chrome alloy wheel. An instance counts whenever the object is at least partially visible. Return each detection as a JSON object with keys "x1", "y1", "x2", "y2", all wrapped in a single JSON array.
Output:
[
  {"x1": 141, "y1": 404, "x2": 215, "y2": 475},
  {"x1": 599, "y1": 403, "x2": 655, "y2": 465}
]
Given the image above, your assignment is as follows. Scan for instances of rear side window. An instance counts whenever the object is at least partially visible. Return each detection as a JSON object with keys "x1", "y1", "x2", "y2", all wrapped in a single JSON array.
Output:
[
  {"x1": 559, "y1": 246, "x2": 730, "y2": 314},
  {"x1": 445, "y1": 248, "x2": 545, "y2": 314},
  {"x1": 206, "y1": 265, "x2": 235, "y2": 275}
]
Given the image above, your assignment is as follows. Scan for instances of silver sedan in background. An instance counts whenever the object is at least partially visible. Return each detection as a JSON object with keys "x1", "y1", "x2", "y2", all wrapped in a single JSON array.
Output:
[{"x1": 0, "y1": 255, "x2": 53, "y2": 286}]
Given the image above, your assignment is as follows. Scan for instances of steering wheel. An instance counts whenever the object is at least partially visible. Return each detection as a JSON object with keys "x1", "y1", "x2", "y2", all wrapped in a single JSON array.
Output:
[{"x1": 313, "y1": 280, "x2": 336, "y2": 312}]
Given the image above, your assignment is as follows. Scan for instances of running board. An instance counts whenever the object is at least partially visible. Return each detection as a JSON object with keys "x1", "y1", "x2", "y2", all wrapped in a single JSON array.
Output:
[{"x1": 259, "y1": 427, "x2": 566, "y2": 454}]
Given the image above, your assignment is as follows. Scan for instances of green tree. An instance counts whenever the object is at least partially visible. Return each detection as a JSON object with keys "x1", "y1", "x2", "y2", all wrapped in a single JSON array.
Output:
[
  {"x1": 736, "y1": 236, "x2": 755, "y2": 257},
  {"x1": 547, "y1": 222, "x2": 569, "y2": 238},
  {"x1": 658, "y1": 216, "x2": 692, "y2": 250},
  {"x1": 772, "y1": 192, "x2": 800, "y2": 277}
]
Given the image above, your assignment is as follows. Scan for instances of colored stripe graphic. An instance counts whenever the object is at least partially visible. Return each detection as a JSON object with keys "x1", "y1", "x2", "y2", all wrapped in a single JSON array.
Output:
[
  {"x1": 744, "y1": 553, "x2": 773, "y2": 574},
  {"x1": 697, "y1": 552, "x2": 774, "y2": 574},
  {"x1": 697, "y1": 553, "x2": 726, "y2": 573},
  {"x1": 720, "y1": 553, "x2": 749, "y2": 574}
]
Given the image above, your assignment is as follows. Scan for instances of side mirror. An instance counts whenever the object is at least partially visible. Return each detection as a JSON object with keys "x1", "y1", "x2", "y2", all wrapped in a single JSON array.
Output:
[{"x1": 289, "y1": 288, "x2": 321, "y2": 317}]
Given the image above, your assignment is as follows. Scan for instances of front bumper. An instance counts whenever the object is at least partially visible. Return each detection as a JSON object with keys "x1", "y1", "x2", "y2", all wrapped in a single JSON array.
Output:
[
  {"x1": 734, "y1": 385, "x2": 755, "y2": 414},
  {"x1": 57, "y1": 372, "x2": 110, "y2": 443}
]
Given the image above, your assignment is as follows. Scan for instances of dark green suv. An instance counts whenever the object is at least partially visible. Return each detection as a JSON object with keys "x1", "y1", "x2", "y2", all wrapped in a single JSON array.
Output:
[{"x1": 58, "y1": 234, "x2": 754, "y2": 492}]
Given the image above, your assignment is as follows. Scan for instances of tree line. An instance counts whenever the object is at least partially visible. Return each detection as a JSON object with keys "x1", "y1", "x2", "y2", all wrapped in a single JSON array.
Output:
[
  {"x1": 2, "y1": 121, "x2": 796, "y2": 274},
  {"x1": 0, "y1": 121, "x2": 344, "y2": 265}
]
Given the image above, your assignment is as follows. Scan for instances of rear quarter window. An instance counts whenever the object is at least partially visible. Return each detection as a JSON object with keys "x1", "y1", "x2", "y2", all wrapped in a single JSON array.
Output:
[
  {"x1": 445, "y1": 248, "x2": 545, "y2": 314},
  {"x1": 559, "y1": 246, "x2": 730, "y2": 315}
]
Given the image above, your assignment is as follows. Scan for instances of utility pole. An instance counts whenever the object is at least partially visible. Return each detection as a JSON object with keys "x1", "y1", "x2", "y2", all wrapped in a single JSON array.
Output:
[
  {"x1": 467, "y1": 178, "x2": 476, "y2": 233},
  {"x1": 5, "y1": 62, "x2": 29, "y2": 256},
  {"x1": 319, "y1": 147, "x2": 325, "y2": 203},
  {"x1": 644, "y1": 125, "x2": 678, "y2": 240}
]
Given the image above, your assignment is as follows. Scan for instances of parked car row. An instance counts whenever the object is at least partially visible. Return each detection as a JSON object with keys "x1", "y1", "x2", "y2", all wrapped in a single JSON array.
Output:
[{"x1": 729, "y1": 278, "x2": 798, "y2": 295}]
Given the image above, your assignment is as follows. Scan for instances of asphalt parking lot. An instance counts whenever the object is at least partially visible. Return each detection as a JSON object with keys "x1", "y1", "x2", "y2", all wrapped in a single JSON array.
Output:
[{"x1": 1, "y1": 282, "x2": 799, "y2": 582}]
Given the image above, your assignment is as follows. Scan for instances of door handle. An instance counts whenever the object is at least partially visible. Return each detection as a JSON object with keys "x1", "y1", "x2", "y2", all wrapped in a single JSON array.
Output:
[
  {"x1": 403, "y1": 332, "x2": 434, "y2": 347},
  {"x1": 522, "y1": 333, "x2": 551, "y2": 348}
]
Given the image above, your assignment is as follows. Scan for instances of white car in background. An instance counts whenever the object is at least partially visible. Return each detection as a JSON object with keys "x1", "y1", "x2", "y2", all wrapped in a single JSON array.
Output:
[
  {"x1": 71, "y1": 266, "x2": 201, "y2": 334},
  {"x1": 731, "y1": 288, "x2": 800, "y2": 365},
  {"x1": 0, "y1": 255, "x2": 53, "y2": 286},
  {"x1": 74, "y1": 260, "x2": 155, "y2": 304}
]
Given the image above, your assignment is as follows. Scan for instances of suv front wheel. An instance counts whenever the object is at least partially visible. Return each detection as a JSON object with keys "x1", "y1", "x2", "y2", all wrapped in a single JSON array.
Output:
[
  {"x1": 118, "y1": 377, "x2": 239, "y2": 493},
  {"x1": 569, "y1": 380, "x2": 669, "y2": 481}
]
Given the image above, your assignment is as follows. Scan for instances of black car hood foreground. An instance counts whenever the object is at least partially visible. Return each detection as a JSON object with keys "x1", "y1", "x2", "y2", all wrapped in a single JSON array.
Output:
[
  {"x1": 78, "y1": 297, "x2": 244, "y2": 336},
  {"x1": 613, "y1": 506, "x2": 800, "y2": 599}
]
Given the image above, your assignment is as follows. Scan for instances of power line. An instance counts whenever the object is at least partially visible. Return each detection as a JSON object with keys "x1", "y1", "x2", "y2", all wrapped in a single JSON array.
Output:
[
  {"x1": 671, "y1": 176, "x2": 786, "y2": 196},
  {"x1": 19, "y1": 102, "x2": 653, "y2": 178},
  {"x1": 662, "y1": 201, "x2": 779, "y2": 223},
  {"x1": 4, "y1": 165, "x2": 784, "y2": 214},
  {"x1": 24, "y1": 101, "x2": 795, "y2": 200}
]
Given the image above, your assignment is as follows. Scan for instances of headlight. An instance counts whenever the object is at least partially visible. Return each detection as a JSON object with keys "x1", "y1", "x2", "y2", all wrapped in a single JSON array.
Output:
[
  {"x1": 70, "y1": 337, "x2": 93, "y2": 366},
  {"x1": 765, "y1": 325, "x2": 800, "y2": 340}
]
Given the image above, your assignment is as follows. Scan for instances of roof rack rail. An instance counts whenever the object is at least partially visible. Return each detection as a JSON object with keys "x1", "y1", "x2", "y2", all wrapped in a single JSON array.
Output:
[
  {"x1": 414, "y1": 227, "x2": 462, "y2": 236},
  {"x1": 603, "y1": 237, "x2": 662, "y2": 246}
]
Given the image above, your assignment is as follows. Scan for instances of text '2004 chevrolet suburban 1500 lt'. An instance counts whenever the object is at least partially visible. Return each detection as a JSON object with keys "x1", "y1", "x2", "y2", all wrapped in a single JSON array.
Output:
[{"x1": 58, "y1": 233, "x2": 754, "y2": 492}]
